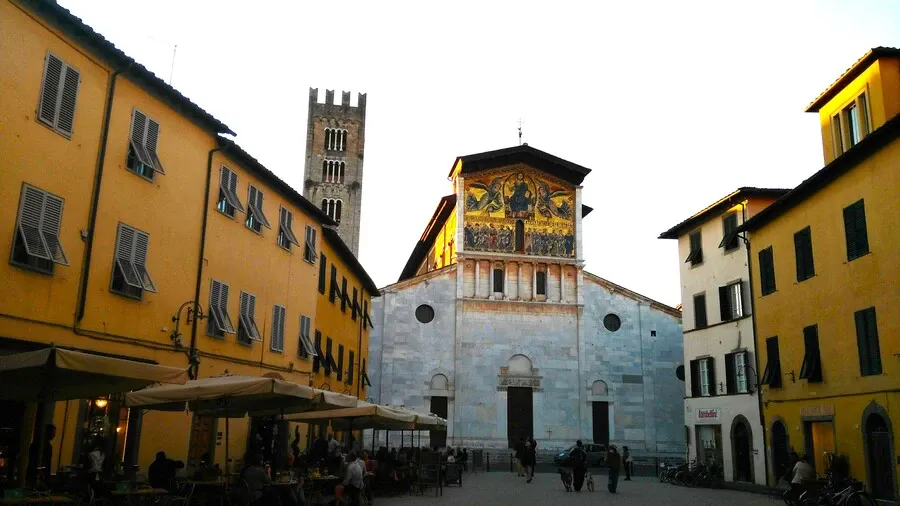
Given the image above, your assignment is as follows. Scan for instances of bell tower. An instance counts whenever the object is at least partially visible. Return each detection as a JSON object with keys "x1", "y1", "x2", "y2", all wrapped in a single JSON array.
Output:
[{"x1": 303, "y1": 88, "x2": 367, "y2": 256}]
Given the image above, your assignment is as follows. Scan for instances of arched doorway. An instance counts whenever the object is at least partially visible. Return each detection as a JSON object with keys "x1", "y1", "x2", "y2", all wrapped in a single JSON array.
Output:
[
  {"x1": 865, "y1": 412, "x2": 896, "y2": 500},
  {"x1": 590, "y1": 381, "x2": 609, "y2": 447},
  {"x1": 429, "y1": 374, "x2": 449, "y2": 449},
  {"x1": 505, "y1": 355, "x2": 535, "y2": 448},
  {"x1": 731, "y1": 417, "x2": 753, "y2": 482},
  {"x1": 771, "y1": 420, "x2": 789, "y2": 483}
]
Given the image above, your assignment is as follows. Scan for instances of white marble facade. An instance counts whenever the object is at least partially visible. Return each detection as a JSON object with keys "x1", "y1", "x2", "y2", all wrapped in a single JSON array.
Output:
[{"x1": 366, "y1": 146, "x2": 686, "y2": 456}]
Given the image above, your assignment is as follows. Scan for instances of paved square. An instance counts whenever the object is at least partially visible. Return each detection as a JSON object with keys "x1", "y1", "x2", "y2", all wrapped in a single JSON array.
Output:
[{"x1": 375, "y1": 472, "x2": 781, "y2": 506}]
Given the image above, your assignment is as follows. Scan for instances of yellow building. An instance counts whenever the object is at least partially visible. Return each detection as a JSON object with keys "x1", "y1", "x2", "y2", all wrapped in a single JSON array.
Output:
[
  {"x1": 740, "y1": 48, "x2": 900, "y2": 500},
  {"x1": 0, "y1": 0, "x2": 374, "y2": 478}
]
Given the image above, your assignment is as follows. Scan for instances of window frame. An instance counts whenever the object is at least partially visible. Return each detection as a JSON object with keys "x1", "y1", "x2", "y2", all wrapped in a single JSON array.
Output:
[
  {"x1": 758, "y1": 246, "x2": 776, "y2": 296},
  {"x1": 843, "y1": 199, "x2": 869, "y2": 261},
  {"x1": 720, "y1": 212, "x2": 740, "y2": 251},
  {"x1": 37, "y1": 52, "x2": 80, "y2": 138},
  {"x1": 126, "y1": 109, "x2": 165, "y2": 180},
  {"x1": 793, "y1": 226, "x2": 815, "y2": 282},
  {"x1": 270, "y1": 305, "x2": 286, "y2": 353},
  {"x1": 11, "y1": 183, "x2": 70, "y2": 274},
  {"x1": 735, "y1": 351, "x2": 749, "y2": 393},
  {"x1": 685, "y1": 231, "x2": 703, "y2": 266},
  {"x1": 237, "y1": 291, "x2": 262, "y2": 345},
  {"x1": 492, "y1": 267, "x2": 504, "y2": 293},
  {"x1": 217, "y1": 165, "x2": 243, "y2": 218},
  {"x1": 718, "y1": 281, "x2": 743, "y2": 322},
  {"x1": 277, "y1": 206, "x2": 301, "y2": 251},
  {"x1": 110, "y1": 223, "x2": 157, "y2": 299},
  {"x1": 535, "y1": 269, "x2": 547, "y2": 295},
  {"x1": 245, "y1": 185, "x2": 271, "y2": 234}
]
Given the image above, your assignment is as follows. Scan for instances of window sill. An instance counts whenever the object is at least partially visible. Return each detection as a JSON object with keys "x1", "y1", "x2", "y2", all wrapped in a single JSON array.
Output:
[
  {"x1": 761, "y1": 289, "x2": 778, "y2": 297},
  {"x1": 270, "y1": 348, "x2": 284, "y2": 354},
  {"x1": 847, "y1": 250, "x2": 871, "y2": 262},
  {"x1": 237, "y1": 340, "x2": 254, "y2": 348},
  {"x1": 216, "y1": 208, "x2": 237, "y2": 220},
  {"x1": 110, "y1": 288, "x2": 143, "y2": 301},
  {"x1": 36, "y1": 117, "x2": 73, "y2": 139},
  {"x1": 304, "y1": 257, "x2": 316, "y2": 265},
  {"x1": 277, "y1": 243, "x2": 291, "y2": 253},
  {"x1": 10, "y1": 260, "x2": 54, "y2": 276},
  {"x1": 245, "y1": 225, "x2": 263, "y2": 235},
  {"x1": 125, "y1": 166, "x2": 156, "y2": 183},
  {"x1": 206, "y1": 332, "x2": 226, "y2": 340},
  {"x1": 796, "y1": 274, "x2": 817, "y2": 283}
]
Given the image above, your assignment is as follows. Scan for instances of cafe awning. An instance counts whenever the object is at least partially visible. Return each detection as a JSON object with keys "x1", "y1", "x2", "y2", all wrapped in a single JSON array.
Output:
[
  {"x1": 247, "y1": 388, "x2": 359, "y2": 417},
  {"x1": 0, "y1": 346, "x2": 188, "y2": 401},
  {"x1": 287, "y1": 401, "x2": 418, "y2": 430}
]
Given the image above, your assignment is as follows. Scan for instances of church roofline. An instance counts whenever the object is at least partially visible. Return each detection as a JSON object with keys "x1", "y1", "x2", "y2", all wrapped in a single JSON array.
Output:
[
  {"x1": 380, "y1": 264, "x2": 456, "y2": 293},
  {"x1": 398, "y1": 194, "x2": 457, "y2": 282},
  {"x1": 583, "y1": 271, "x2": 682, "y2": 318},
  {"x1": 448, "y1": 144, "x2": 592, "y2": 186}
]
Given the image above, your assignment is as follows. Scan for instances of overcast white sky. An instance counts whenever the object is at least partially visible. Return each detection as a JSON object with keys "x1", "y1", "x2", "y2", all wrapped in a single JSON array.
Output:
[{"x1": 60, "y1": 0, "x2": 900, "y2": 307}]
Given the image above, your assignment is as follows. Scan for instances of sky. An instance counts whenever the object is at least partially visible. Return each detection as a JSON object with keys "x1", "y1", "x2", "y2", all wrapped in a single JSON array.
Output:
[{"x1": 59, "y1": 0, "x2": 900, "y2": 307}]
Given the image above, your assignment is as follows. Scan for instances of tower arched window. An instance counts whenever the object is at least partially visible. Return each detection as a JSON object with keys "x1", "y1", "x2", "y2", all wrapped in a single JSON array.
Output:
[
  {"x1": 335, "y1": 200, "x2": 342, "y2": 223},
  {"x1": 323, "y1": 129, "x2": 331, "y2": 151},
  {"x1": 320, "y1": 198, "x2": 343, "y2": 223},
  {"x1": 324, "y1": 128, "x2": 348, "y2": 152},
  {"x1": 339, "y1": 162, "x2": 345, "y2": 183},
  {"x1": 321, "y1": 160, "x2": 327, "y2": 181}
]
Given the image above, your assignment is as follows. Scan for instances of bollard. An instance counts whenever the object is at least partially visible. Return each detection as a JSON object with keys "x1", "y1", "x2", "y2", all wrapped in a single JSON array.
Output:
[{"x1": 486, "y1": 454, "x2": 490, "y2": 472}]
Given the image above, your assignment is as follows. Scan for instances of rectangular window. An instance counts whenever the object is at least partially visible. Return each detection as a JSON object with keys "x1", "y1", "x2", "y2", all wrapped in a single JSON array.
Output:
[
  {"x1": 348, "y1": 350, "x2": 355, "y2": 385},
  {"x1": 11, "y1": 184, "x2": 69, "y2": 274},
  {"x1": 318, "y1": 254, "x2": 327, "y2": 294},
  {"x1": 760, "y1": 336, "x2": 782, "y2": 388},
  {"x1": 736, "y1": 352, "x2": 748, "y2": 393},
  {"x1": 352, "y1": 287, "x2": 359, "y2": 321},
  {"x1": 329, "y1": 265, "x2": 339, "y2": 303},
  {"x1": 720, "y1": 213, "x2": 739, "y2": 251},
  {"x1": 793, "y1": 227, "x2": 815, "y2": 282},
  {"x1": 846, "y1": 102, "x2": 861, "y2": 147},
  {"x1": 858, "y1": 92, "x2": 870, "y2": 137},
  {"x1": 207, "y1": 280, "x2": 236, "y2": 338},
  {"x1": 758, "y1": 246, "x2": 776, "y2": 296},
  {"x1": 693, "y1": 293, "x2": 707, "y2": 329},
  {"x1": 245, "y1": 185, "x2": 270, "y2": 233},
  {"x1": 217, "y1": 166, "x2": 243, "y2": 218},
  {"x1": 493, "y1": 268, "x2": 504, "y2": 293},
  {"x1": 127, "y1": 109, "x2": 165, "y2": 179},
  {"x1": 855, "y1": 307, "x2": 882, "y2": 376},
  {"x1": 312, "y1": 331, "x2": 322, "y2": 371},
  {"x1": 325, "y1": 337, "x2": 334, "y2": 375},
  {"x1": 832, "y1": 113, "x2": 843, "y2": 155},
  {"x1": 699, "y1": 358, "x2": 714, "y2": 396},
  {"x1": 718, "y1": 282, "x2": 743, "y2": 322},
  {"x1": 341, "y1": 277, "x2": 348, "y2": 312},
  {"x1": 337, "y1": 344, "x2": 344, "y2": 381},
  {"x1": 37, "y1": 52, "x2": 80, "y2": 137},
  {"x1": 536, "y1": 270, "x2": 547, "y2": 295},
  {"x1": 110, "y1": 224, "x2": 157, "y2": 299},
  {"x1": 686, "y1": 231, "x2": 703, "y2": 265},
  {"x1": 298, "y1": 315, "x2": 315, "y2": 358},
  {"x1": 270, "y1": 305, "x2": 286, "y2": 352},
  {"x1": 843, "y1": 199, "x2": 869, "y2": 261},
  {"x1": 304, "y1": 225, "x2": 318, "y2": 263},
  {"x1": 237, "y1": 291, "x2": 261, "y2": 345},
  {"x1": 278, "y1": 207, "x2": 300, "y2": 250},
  {"x1": 799, "y1": 325, "x2": 822, "y2": 383}
]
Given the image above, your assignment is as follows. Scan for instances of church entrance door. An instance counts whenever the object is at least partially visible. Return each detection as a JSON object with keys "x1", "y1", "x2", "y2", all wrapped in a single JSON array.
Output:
[
  {"x1": 507, "y1": 387, "x2": 533, "y2": 448},
  {"x1": 592, "y1": 401, "x2": 609, "y2": 446},
  {"x1": 429, "y1": 396, "x2": 448, "y2": 449}
]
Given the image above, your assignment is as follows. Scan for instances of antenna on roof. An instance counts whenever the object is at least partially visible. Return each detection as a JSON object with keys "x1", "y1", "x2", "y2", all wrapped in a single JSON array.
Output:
[
  {"x1": 169, "y1": 44, "x2": 177, "y2": 85},
  {"x1": 518, "y1": 118, "x2": 524, "y2": 146}
]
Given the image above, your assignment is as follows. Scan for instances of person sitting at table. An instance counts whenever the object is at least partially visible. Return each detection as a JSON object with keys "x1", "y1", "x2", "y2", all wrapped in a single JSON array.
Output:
[
  {"x1": 240, "y1": 453, "x2": 280, "y2": 505},
  {"x1": 341, "y1": 452, "x2": 363, "y2": 506},
  {"x1": 149, "y1": 451, "x2": 185, "y2": 492},
  {"x1": 87, "y1": 439, "x2": 106, "y2": 481}
]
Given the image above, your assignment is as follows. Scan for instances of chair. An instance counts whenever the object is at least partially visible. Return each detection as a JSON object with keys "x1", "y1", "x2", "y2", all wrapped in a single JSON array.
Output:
[
  {"x1": 444, "y1": 464, "x2": 462, "y2": 487},
  {"x1": 167, "y1": 482, "x2": 194, "y2": 505}
]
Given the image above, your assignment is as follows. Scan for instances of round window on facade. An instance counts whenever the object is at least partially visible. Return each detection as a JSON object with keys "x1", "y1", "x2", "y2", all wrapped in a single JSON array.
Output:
[
  {"x1": 415, "y1": 304, "x2": 435, "y2": 324},
  {"x1": 603, "y1": 314, "x2": 621, "y2": 332}
]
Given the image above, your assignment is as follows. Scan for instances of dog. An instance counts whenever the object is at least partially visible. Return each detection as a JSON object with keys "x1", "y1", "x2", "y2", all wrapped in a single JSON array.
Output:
[
  {"x1": 557, "y1": 467, "x2": 573, "y2": 491},
  {"x1": 585, "y1": 471, "x2": 595, "y2": 492}
]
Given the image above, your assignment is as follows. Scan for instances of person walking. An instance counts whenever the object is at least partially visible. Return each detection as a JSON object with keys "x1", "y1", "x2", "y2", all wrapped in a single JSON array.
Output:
[
  {"x1": 607, "y1": 445, "x2": 622, "y2": 493},
  {"x1": 570, "y1": 440, "x2": 588, "y2": 492},
  {"x1": 524, "y1": 437, "x2": 537, "y2": 483},
  {"x1": 514, "y1": 437, "x2": 525, "y2": 477},
  {"x1": 623, "y1": 445, "x2": 633, "y2": 480}
]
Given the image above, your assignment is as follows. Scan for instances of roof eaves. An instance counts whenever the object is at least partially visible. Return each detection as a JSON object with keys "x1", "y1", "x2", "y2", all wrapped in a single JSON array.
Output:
[
  {"x1": 739, "y1": 113, "x2": 900, "y2": 232},
  {"x1": 806, "y1": 47, "x2": 900, "y2": 113},
  {"x1": 450, "y1": 144, "x2": 592, "y2": 185},
  {"x1": 398, "y1": 194, "x2": 457, "y2": 282},
  {"x1": 25, "y1": 0, "x2": 235, "y2": 135},
  {"x1": 658, "y1": 187, "x2": 790, "y2": 239},
  {"x1": 322, "y1": 227, "x2": 379, "y2": 296}
]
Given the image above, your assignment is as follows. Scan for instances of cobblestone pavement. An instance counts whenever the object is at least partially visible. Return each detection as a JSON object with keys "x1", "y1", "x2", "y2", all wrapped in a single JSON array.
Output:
[{"x1": 374, "y1": 472, "x2": 781, "y2": 506}]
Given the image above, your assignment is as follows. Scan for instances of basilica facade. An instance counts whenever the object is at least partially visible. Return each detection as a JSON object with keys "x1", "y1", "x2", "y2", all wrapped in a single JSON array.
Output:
[{"x1": 368, "y1": 145, "x2": 685, "y2": 457}]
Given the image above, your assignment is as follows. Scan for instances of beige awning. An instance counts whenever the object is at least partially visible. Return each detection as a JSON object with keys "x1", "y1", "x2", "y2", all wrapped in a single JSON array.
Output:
[
  {"x1": 412, "y1": 412, "x2": 447, "y2": 430},
  {"x1": 0, "y1": 347, "x2": 188, "y2": 401},
  {"x1": 247, "y1": 388, "x2": 359, "y2": 417},
  {"x1": 287, "y1": 401, "x2": 418, "y2": 430},
  {"x1": 125, "y1": 375, "x2": 317, "y2": 416}
]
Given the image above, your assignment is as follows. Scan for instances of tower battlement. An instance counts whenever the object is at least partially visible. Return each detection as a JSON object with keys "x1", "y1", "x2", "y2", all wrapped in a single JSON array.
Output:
[{"x1": 309, "y1": 87, "x2": 367, "y2": 115}]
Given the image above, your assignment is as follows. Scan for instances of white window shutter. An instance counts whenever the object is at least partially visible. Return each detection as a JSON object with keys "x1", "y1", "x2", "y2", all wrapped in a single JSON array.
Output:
[
  {"x1": 133, "y1": 231, "x2": 156, "y2": 292},
  {"x1": 17, "y1": 186, "x2": 52, "y2": 260},
  {"x1": 219, "y1": 283, "x2": 235, "y2": 333},
  {"x1": 56, "y1": 65, "x2": 79, "y2": 135},
  {"x1": 40, "y1": 194, "x2": 69, "y2": 265},
  {"x1": 115, "y1": 225, "x2": 142, "y2": 288},
  {"x1": 39, "y1": 54, "x2": 63, "y2": 127},
  {"x1": 146, "y1": 119, "x2": 165, "y2": 174},
  {"x1": 130, "y1": 111, "x2": 153, "y2": 166}
]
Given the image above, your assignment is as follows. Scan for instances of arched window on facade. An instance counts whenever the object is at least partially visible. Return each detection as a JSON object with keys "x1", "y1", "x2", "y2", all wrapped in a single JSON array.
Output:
[
  {"x1": 339, "y1": 162, "x2": 346, "y2": 183},
  {"x1": 507, "y1": 355, "x2": 533, "y2": 375},
  {"x1": 591, "y1": 380, "x2": 608, "y2": 396},
  {"x1": 515, "y1": 220, "x2": 525, "y2": 252},
  {"x1": 321, "y1": 160, "x2": 327, "y2": 181},
  {"x1": 335, "y1": 200, "x2": 342, "y2": 223}
]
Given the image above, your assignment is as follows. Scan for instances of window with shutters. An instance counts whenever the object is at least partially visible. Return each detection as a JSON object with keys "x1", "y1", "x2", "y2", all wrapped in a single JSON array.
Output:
[
  {"x1": 237, "y1": 291, "x2": 261, "y2": 345},
  {"x1": 718, "y1": 281, "x2": 743, "y2": 322},
  {"x1": 270, "y1": 305, "x2": 286, "y2": 352},
  {"x1": 312, "y1": 331, "x2": 323, "y2": 371},
  {"x1": 110, "y1": 224, "x2": 157, "y2": 299},
  {"x1": 324, "y1": 128, "x2": 348, "y2": 152},
  {"x1": 758, "y1": 246, "x2": 776, "y2": 296},
  {"x1": 37, "y1": 52, "x2": 80, "y2": 137},
  {"x1": 854, "y1": 307, "x2": 882, "y2": 376},
  {"x1": 318, "y1": 254, "x2": 328, "y2": 294},
  {"x1": 217, "y1": 166, "x2": 243, "y2": 218},
  {"x1": 352, "y1": 288, "x2": 359, "y2": 321},
  {"x1": 720, "y1": 212, "x2": 739, "y2": 251},
  {"x1": 793, "y1": 227, "x2": 815, "y2": 282},
  {"x1": 536, "y1": 270, "x2": 547, "y2": 295},
  {"x1": 799, "y1": 325, "x2": 822, "y2": 383},
  {"x1": 685, "y1": 231, "x2": 703, "y2": 265},
  {"x1": 340, "y1": 278, "x2": 349, "y2": 313},
  {"x1": 298, "y1": 315, "x2": 316, "y2": 358},
  {"x1": 245, "y1": 185, "x2": 271, "y2": 234},
  {"x1": 699, "y1": 358, "x2": 713, "y2": 396},
  {"x1": 11, "y1": 184, "x2": 70, "y2": 274},
  {"x1": 329, "y1": 265, "x2": 339, "y2": 303},
  {"x1": 348, "y1": 350, "x2": 355, "y2": 385},
  {"x1": 304, "y1": 225, "x2": 317, "y2": 263},
  {"x1": 337, "y1": 344, "x2": 344, "y2": 381},
  {"x1": 760, "y1": 336, "x2": 782, "y2": 388},
  {"x1": 277, "y1": 207, "x2": 300, "y2": 251},
  {"x1": 724, "y1": 351, "x2": 750, "y2": 394},
  {"x1": 693, "y1": 293, "x2": 707, "y2": 329},
  {"x1": 843, "y1": 199, "x2": 869, "y2": 261},
  {"x1": 493, "y1": 268, "x2": 504, "y2": 293},
  {"x1": 207, "y1": 280, "x2": 236, "y2": 338},
  {"x1": 325, "y1": 337, "x2": 334, "y2": 375},
  {"x1": 126, "y1": 109, "x2": 165, "y2": 180}
]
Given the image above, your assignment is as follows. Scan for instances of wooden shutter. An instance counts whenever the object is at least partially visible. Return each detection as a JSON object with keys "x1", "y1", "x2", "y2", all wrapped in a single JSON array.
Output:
[
  {"x1": 693, "y1": 294, "x2": 707, "y2": 329},
  {"x1": 146, "y1": 118, "x2": 165, "y2": 174},
  {"x1": 133, "y1": 230, "x2": 156, "y2": 292},
  {"x1": 348, "y1": 350, "x2": 354, "y2": 385},
  {"x1": 209, "y1": 280, "x2": 225, "y2": 333},
  {"x1": 312, "y1": 330, "x2": 321, "y2": 370},
  {"x1": 707, "y1": 359, "x2": 717, "y2": 396},
  {"x1": 115, "y1": 225, "x2": 141, "y2": 287},
  {"x1": 794, "y1": 227, "x2": 814, "y2": 281},
  {"x1": 318, "y1": 254, "x2": 327, "y2": 294},
  {"x1": 39, "y1": 193, "x2": 69, "y2": 265},
  {"x1": 56, "y1": 65, "x2": 79, "y2": 135},
  {"x1": 719, "y1": 286, "x2": 731, "y2": 322},
  {"x1": 855, "y1": 308, "x2": 881, "y2": 376},
  {"x1": 330, "y1": 266, "x2": 338, "y2": 302},
  {"x1": 325, "y1": 338, "x2": 333, "y2": 375},
  {"x1": 337, "y1": 345, "x2": 344, "y2": 381},
  {"x1": 689, "y1": 360, "x2": 700, "y2": 398},
  {"x1": 759, "y1": 247, "x2": 776, "y2": 295},
  {"x1": 843, "y1": 200, "x2": 869, "y2": 260},
  {"x1": 725, "y1": 353, "x2": 736, "y2": 394},
  {"x1": 352, "y1": 288, "x2": 359, "y2": 320},
  {"x1": 39, "y1": 54, "x2": 64, "y2": 127},
  {"x1": 271, "y1": 305, "x2": 285, "y2": 352},
  {"x1": 130, "y1": 110, "x2": 154, "y2": 167},
  {"x1": 363, "y1": 300, "x2": 369, "y2": 329},
  {"x1": 18, "y1": 186, "x2": 52, "y2": 260},
  {"x1": 767, "y1": 337, "x2": 782, "y2": 387},
  {"x1": 218, "y1": 283, "x2": 235, "y2": 333},
  {"x1": 341, "y1": 278, "x2": 348, "y2": 312}
]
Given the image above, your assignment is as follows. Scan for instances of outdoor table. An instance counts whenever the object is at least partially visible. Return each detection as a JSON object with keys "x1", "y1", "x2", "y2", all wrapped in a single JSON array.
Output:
[
  {"x1": 306, "y1": 475, "x2": 340, "y2": 506},
  {"x1": 109, "y1": 488, "x2": 168, "y2": 505},
  {"x1": 0, "y1": 497, "x2": 74, "y2": 504}
]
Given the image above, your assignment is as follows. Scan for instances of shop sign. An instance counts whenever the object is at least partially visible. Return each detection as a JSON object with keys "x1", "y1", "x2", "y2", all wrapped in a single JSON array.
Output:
[
  {"x1": 800, "y1": 405, "x2": 834, "y2": 417},
  {"x1": 696, "y1": 408, "x2": 721, "y2": 423}
]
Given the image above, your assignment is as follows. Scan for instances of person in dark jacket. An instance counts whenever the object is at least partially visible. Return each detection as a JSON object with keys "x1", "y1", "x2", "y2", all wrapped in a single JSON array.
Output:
[
  {"x1": 514, "y1": 438, "x2": 525, "y2": 477},
  {"x1": 312, "y1": 433, "x2": 328, "y2": 468},
  {"x1": 148, "y1": 452, "x2": 184, "y2": 492},
  {"x1": 606, "y1": 445, "x2": 622, "y2": 493},
  {"x1": 524, "y1": 437, "x2": 537, "y2": 483},
  {"x1": 570, "y1": 440, "x2": 588, "y2": 492}
]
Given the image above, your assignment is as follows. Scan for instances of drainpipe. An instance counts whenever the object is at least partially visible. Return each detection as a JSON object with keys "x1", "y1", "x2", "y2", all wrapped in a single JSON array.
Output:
[
  {"x1": 740, "y1": 201, "x2": 770, "y2": 486},
  {"x1": 188, "y1": 146, "x2": 221, "y2": 379},
  {"x1": 75, "y1": 68, "x2": 125, "y2": 322}
]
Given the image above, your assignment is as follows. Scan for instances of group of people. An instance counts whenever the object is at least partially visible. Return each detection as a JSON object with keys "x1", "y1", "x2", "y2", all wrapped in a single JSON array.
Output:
[
  {"x1": 567, "y1": 441, "x2": 631, "y2": 493},
  {"x1": 513, "y1": 437, "x2": 538, "y2": 483}
]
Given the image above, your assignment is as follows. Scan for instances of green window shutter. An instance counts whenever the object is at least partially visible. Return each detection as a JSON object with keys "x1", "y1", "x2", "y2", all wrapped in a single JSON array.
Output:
[
  {"x1": 318, "y1": 254, "x2": 327, "y2": 294},
  {"x1": 724, "y1": 353, "x2": 736, "y2": 394},
  {"x1": 844, "y1": 200, "x2": 869, "y2": 260}
]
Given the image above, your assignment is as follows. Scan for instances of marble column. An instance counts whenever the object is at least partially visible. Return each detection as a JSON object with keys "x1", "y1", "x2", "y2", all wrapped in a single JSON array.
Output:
[
  {"x1": 517, "y1": 262, "x2": 523, "y2": 301},
  {"x1": 532, "y1": 263, "x2": 537, "y2": 300},
  {"x1": 503, "y1": 260, "x2": 508, "y2": 299},
  {"x1": 475, "y1": 260, "x2": 480, "y2": 298},
  {"x1": 560, "y1": 264, "x2": 566, "y2": 303},
  {"x1": 489, "y1": 264, "x2": 495, "y2": 300}
]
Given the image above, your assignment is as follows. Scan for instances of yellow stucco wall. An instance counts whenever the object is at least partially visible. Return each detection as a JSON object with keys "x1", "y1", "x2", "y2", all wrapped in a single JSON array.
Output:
[{"x1": 752, "y1": 135, "x2": 900, "y2": 491}]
